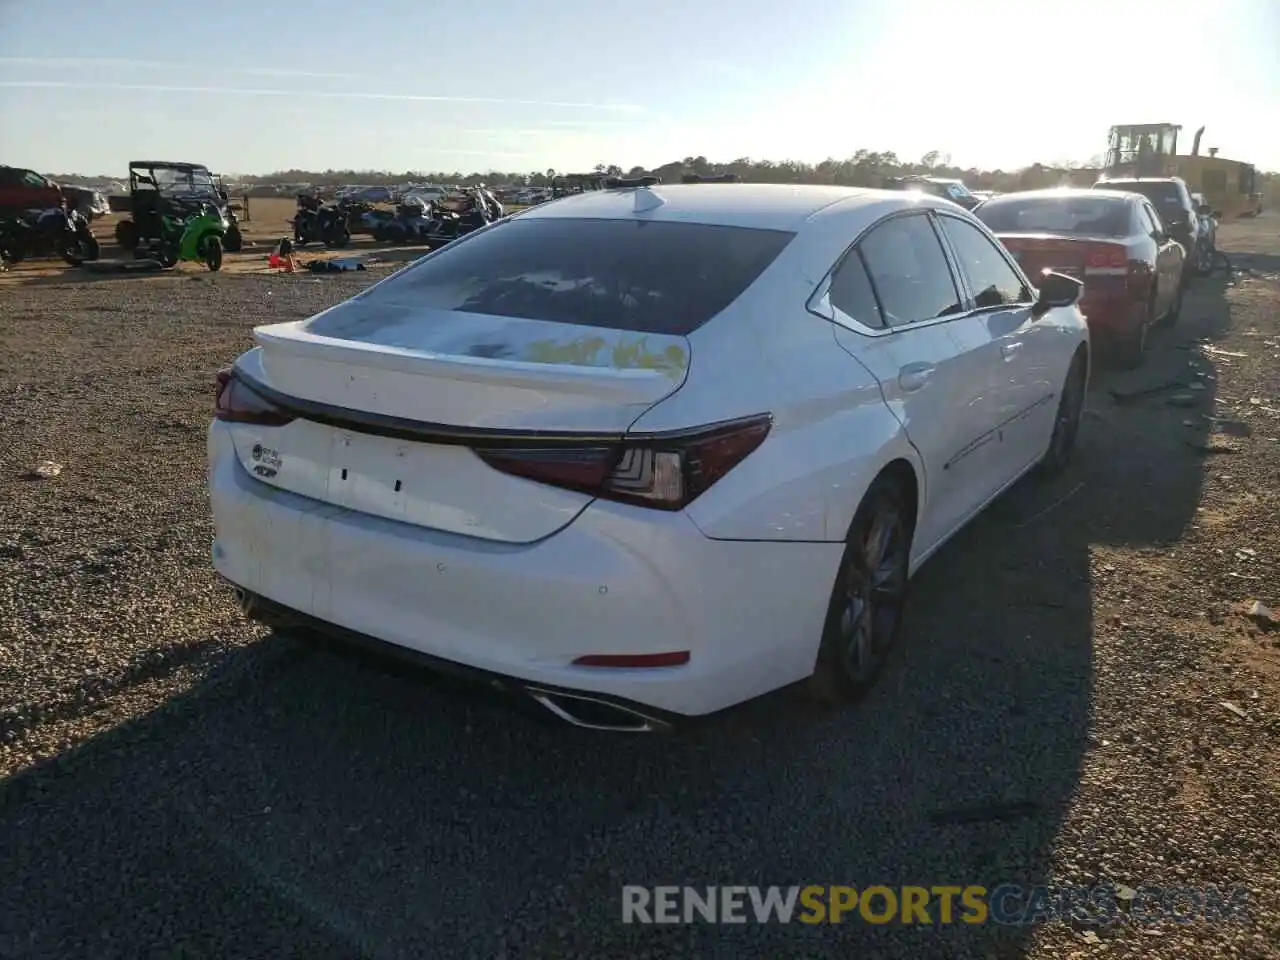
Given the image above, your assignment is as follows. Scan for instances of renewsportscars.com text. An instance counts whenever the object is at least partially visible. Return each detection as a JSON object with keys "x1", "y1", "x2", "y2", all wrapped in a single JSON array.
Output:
[{"x1": 621, "y1": 884, "x2": 1250, "y2": 925}]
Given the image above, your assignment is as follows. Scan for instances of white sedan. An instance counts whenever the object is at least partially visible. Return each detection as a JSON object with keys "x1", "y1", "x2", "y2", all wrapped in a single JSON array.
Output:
[{"x1": 208, "y1": 183, "x2": 1089, "y2": 731}]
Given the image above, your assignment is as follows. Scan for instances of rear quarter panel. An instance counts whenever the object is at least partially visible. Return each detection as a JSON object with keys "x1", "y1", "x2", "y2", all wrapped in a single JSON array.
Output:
[{"x1": 629, "y1": 237, "x2": 921, "y2": 544}]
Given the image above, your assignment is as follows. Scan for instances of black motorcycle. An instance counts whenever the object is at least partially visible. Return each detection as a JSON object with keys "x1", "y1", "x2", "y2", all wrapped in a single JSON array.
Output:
[
  {"x1": 293, "y1": 194, "x2": 351, "y2": 248},
  {"x1": 372, "y1": 199, "x2": 437, "y2": 244},
  {"x1": 336, "y1": 197, "x2": 375, "y2": 235},
  {"x1": 0, "y1": 206, "x2": 100, "y2": 266}
]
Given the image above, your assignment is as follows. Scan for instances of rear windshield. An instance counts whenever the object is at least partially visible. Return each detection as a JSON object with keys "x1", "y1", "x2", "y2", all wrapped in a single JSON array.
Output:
[
  {"x1": 1096, "y1": 181, "x2": 1183, "y2": 211},
  {"x1": 366, "y1": 217, "x2": 794, "y2": 335},
  {"x1": 975, "y1": 195, "x2": 1131, "y2": 237}
]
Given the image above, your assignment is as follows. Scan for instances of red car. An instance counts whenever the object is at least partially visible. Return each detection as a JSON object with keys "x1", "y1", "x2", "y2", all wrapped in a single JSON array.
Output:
[
  {"x1": 973, "y1": 188, "x2": 1185, "y2": 368},
  {"x1": 0, "y1": 165, "x2": 65, "y2": 215}
]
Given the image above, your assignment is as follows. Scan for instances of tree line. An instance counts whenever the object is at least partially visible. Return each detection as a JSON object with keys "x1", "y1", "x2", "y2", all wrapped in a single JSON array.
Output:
[
  {"x1": 49, "y1": 150, "x2": 1276, "y2": 197},
  {"x1": 227, "y1": 152, "x2": 1105, "y2": 194}
]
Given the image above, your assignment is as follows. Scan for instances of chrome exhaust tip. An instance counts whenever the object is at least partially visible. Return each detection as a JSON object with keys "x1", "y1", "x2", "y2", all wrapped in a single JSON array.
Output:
[
  {"x1": 232, "y1": 587, "x2": 256, "y2": 617},
  {"x1": 229, "y1": 587, "x2": 298, "y2": 631},
  {"x1": 526, "y1": 687, "x2": 672, "y2": 733}
]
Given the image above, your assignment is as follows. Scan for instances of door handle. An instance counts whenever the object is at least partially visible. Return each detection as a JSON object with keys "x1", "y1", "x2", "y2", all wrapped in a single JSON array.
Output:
[
  {"x1": 898, "y1": 362, "x2": 935, "y2": 393},
  {"x1": 1000, "y1": 342, "x2": 1022, "y2": 360}
]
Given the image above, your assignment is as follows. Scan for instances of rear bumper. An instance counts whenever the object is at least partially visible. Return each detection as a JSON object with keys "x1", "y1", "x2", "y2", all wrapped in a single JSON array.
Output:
[
  {"x1": 1079, "y1": 295, "x2": 1143, "y2": 336},
  {"x1": 231, "y1": 587, "x2": 682, "y2": 731},
  {"x1": 208, "y1": 421, "x2": 843, "y2": 717}
]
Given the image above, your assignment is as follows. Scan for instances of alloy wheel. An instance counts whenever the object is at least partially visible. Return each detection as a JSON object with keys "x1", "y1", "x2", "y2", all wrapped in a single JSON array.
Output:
[{"x1": 837, "y1": 498, "x2": 909, "y2": 685}]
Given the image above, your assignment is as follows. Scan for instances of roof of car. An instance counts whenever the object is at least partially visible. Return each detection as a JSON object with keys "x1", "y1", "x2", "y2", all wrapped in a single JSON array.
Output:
[
  {"x1": 520, "y1": 183, "x2": 904, "y2": 231},
  {"x1": 128, "y1": 160, "x2": 211, "y2": 171}
]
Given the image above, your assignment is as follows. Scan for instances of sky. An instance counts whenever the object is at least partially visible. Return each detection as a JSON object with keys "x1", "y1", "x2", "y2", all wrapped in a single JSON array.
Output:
[{"x1": 2, "y1": 0, "x2": 1277, "y2": 177}]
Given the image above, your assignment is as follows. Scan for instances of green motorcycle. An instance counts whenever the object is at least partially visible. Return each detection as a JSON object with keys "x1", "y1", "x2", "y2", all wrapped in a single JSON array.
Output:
[{"x1": 138, "y1": 203, "x2": 225, "y2": 272}]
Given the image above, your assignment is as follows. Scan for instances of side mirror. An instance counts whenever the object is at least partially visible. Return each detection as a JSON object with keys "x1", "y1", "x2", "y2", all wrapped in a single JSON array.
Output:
[
  {"x1": 1032, "y1": 270, "x2": 1083, "y2": 317},
  {"x1": 1212, "y1": 209, "x2": 1223, "y2": 220}
]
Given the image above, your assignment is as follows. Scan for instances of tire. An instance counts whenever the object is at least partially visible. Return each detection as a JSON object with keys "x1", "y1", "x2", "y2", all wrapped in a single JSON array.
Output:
[
  {"x1": 61, "y1": 239, "x2": 84, "y2": 266},
  {"x1": 1194, "y1": 242, "x2": 1214, "y2": 277},
  {"x1": 114, "y1": 219, "x2": 138, "y2": 251},
  {"x1": 63, "y1": 234, "x2": 101, "y2": 266},
  {"x1": 324, "y1": 224, "x2": 351, "y2": 249},
  {"x1": 204, "y1": 236, "x2": 223, "y2": 272},
  {"x1": 1155, "y1": 280, "x2": 1182, "y2": 329},
  {"x1": 224, "y1": 225, "x2": 243, "y2": 253},
  {"x1": 808, "y1": 476, "x2": 913, "y2": 704},
  {"x1": 1036, "y1": 351, "x2": 1086, "y2": 477}
]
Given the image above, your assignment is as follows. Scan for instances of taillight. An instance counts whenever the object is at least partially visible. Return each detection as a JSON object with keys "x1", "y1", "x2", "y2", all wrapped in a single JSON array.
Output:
[
  {"x1": 1083, "y1": 244, "x2": 1128, "y2": 275},
  {"x1": 214, "y1": 368, "x2": 295, "y2": 427},
  {"x1": 474, "y1": 414, "x2": 772, "y2": 510}
]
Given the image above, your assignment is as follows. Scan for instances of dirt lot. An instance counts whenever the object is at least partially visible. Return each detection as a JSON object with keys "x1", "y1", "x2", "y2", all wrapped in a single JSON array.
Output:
[{"x1": 1, "y1": 218, "x2": 1278, "y2": 959}]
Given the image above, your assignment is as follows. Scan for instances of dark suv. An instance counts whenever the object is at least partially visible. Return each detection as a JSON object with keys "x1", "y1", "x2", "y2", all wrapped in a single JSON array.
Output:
[
  {"x1": 1093, "y1": 176, "x2": 1199, "y2": 283},
  {"x1": 883, "y1": 176, "x2": 982, "y2": 210}
]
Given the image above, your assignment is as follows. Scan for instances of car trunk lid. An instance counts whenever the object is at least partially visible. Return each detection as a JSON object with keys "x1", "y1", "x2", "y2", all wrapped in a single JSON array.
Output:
[
  {"x1": 225, "y1": 296, "x2": 691, "y2": 544},
  {"x1": 995, "y1": 232, "x2": 1125, "y2": 282}
]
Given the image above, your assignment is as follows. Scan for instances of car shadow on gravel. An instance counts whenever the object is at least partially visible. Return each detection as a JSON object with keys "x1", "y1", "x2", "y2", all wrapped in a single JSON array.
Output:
[{"x1": 0, "y1": 290, "x2": 1228, "y2": 960}]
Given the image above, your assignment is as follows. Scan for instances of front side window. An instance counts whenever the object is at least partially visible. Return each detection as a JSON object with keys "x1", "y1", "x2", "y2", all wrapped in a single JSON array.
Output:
[
  {"x1": 938, "y1": 216, "x2": 1032, "y2": 308},
  {"x1": 858, "y1": 214, "x2": 963, "y2": 326}
]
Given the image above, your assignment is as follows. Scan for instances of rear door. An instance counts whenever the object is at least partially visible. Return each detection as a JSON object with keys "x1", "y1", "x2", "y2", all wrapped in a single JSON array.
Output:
[
  {"x1": 935, "y1": 213, "x2": 1049, "y2": 475},
  {"x1": 1137, "y1": 201, "x2": 1175, "y2": 314},
  {"x1": 824, "y1": 211, "x2": 1005, "y2": 554}
]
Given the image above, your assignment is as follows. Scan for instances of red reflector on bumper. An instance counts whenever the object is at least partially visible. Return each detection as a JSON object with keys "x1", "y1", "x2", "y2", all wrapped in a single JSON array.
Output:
[{"x1": 572, "y1": 651, "x2": 691, "y2": 668}]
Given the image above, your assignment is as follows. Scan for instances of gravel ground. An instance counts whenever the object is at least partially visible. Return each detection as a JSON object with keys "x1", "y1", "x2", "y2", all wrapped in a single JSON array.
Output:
[{"x1": 1, "y1": 224, "x2": 1278, "y2": 960}]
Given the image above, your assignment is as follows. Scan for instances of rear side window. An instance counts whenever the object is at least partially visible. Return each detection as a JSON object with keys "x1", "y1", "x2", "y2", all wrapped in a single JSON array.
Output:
[
  {"x1": 858, "y1": 214, "x2": 963, "y2": 326},
  {"x1": 1138, "y1": 203, "x2": 1163, "y2": 234},
  {"x1": 364, "y1": 217, "x2": 795, "y2": 335},
  {"x1": 828, "y1": 251, "x2": 885, "y2": 329}
]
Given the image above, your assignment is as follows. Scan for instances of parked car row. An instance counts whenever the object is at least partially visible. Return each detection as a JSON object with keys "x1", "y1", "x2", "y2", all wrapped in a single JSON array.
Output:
[
  {"x1": 210, "y1": 180, "x2": 1093, "y2": 732},
  {"x1": 971, "y1": 175, "x2": 1218, "y2": 368}
]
